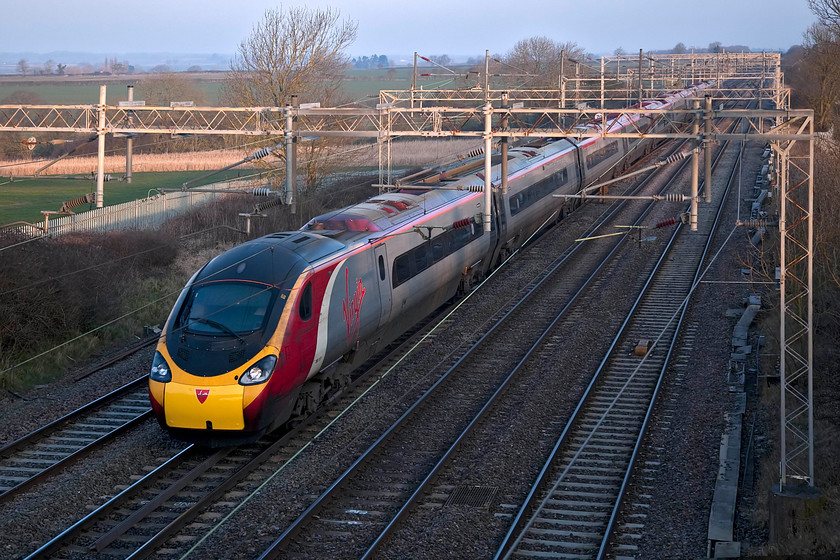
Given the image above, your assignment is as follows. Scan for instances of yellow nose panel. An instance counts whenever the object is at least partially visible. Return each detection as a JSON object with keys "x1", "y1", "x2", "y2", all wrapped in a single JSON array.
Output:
[{"x1": 165, "y1": 383, "x2": 245, "y2": 430}]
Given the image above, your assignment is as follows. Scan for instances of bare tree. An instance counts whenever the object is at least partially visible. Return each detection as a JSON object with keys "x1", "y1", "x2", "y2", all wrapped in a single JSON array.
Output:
[
  {"x1": 672, "y1": 42, "x2": 688, "y2": 54},
  {"x1": 802, "y1": 22, "x2": 840, "y2": 130},
  {"x1": 223, "y1": 6, "x2": 357, "y2": 107},
  {"x1": 16, "y1": 59, "x2": 29, "y2": 76},
  {"x1": 222, "y1": 6, "x2": 358, "y2": 208},
  {"x1": 809, "y1": 0, "x2": 840, "y2": 31},
  {"x1": 505, "y1": 36, "x2": 585, "y2": 87},
  {"x1": 140, "y1": 73, "x2": 207, "y2": 106}
]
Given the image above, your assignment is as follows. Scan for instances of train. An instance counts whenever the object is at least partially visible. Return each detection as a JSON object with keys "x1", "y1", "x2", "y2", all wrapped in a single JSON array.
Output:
[{"x1": 149, "y1": 82, "x2": 712, "y2": 446}]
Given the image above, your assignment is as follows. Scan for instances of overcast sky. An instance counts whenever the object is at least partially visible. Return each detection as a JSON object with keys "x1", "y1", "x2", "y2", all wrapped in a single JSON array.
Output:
[{"x1": 2, "y1": 0, "x2": 816, "y2": 60}]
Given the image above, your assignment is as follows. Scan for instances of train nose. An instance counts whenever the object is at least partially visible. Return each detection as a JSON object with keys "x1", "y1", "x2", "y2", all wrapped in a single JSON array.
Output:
[{"x1": 164, "y1": 383, "x2": 246, "y2": 430}]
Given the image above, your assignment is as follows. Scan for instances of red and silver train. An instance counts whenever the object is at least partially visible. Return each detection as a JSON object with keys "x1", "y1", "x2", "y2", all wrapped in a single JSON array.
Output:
[{"x1": 149, "y1": 82, "x2": 711, "y2": 445}]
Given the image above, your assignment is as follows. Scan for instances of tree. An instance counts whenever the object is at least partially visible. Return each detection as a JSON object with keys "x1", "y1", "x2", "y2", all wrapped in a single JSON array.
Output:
[
  {"x1": 16, "y1": 59, "x2": 29, "y2": 76},
  {"x1": 140, "y1": 73, "x2": 207, "y2": 106},
  {"x1": 708, "y1": 41, "x2": 723, "y2": 53},
  {"x1": 223, "y1": 6, "x2": 357, "y2": 107},
  {"x1": 672, "y1": 42, "x2": 688, "y2": 54},
  {"x1": 801, "y1": 22, "x2": 840, "y2": 130},
  {"x1": 613, "y1": 47, "x2": 627, "y2": 56},
  {"x1": 505, "y1": 36, "x2": 585, "y2": 87},
  {"x1": 808, "y1": 0, "x2": 840, "y2": 31},
  {"x1": 222, "y1": 6, "x2": 358, "y2": 208},
  {"x1": 110, "y1": 59, "x2": 129, "y2": 74}
]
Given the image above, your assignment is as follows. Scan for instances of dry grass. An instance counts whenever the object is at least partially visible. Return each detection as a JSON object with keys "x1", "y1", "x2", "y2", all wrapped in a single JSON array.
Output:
[
  {"x1": 2, "y1": 138, "x2": 484, "y2": 177},
  {"x1": 1, "y1": 149, "x2": 258, "y2": 176},
  {"x1": 345, "y1": 138, "x2": 485, "y2": 167}
]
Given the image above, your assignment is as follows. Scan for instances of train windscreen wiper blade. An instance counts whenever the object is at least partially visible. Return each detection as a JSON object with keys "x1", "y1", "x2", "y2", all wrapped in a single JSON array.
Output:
[{"x1": 186, "y1": 317, "x2": 246, "y2": 344}]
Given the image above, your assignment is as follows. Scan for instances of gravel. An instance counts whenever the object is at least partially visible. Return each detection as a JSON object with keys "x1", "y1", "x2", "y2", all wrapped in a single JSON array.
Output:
[{"x1": 0, "y1": 138, "x2": 774, "y2": 560}]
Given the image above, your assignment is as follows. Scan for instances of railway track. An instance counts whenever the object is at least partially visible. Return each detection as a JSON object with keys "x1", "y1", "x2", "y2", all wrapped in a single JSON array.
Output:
[
  {"x1": 249, "y1": 136, "x2": 719, "y2": 559},
  {"x1": 494, "y1": 119, "x2": 747, "y2": 560},
  {"x1": 12, "y1": 103, "x2": 755, "y2": 560},
  {"x1": 18, "y1": 131, "x2": 692, "y2": 559},
  {"x1": 21, "y1": 311, "x2": 450, "y2": 559},
  {"x1": 0, "y1": 377, "x2": 151, "y2": 505}
]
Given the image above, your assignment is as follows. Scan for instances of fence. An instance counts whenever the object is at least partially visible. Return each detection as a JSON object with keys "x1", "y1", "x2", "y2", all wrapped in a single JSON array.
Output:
[{"x1": 1, "y1": 178, "x2": 261, "y2": 239}]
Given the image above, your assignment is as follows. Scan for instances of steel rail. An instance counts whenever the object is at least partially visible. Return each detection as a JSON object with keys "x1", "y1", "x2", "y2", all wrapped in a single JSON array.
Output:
[
  {"x1": 257, "y1": 132, "x2": 701, "y2": 560},
  {"x1": 494, "y1": 111, "x2": 744, "y2": 560},
  {"x1": 24, "y1": 445, "x2": 197, "y2": 559},
  {"x1": 0, "y1": 340, "x2": 155, "y2": 505},
  {"x1": 598, "y1": 116, "x2": 748, "y2": 559}
]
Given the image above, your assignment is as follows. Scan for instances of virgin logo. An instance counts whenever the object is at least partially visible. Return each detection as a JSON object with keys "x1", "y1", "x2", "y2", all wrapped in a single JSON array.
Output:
[
  {"x1": 342, "y1": 268, "x2": 365, "y2": 344},
  {"x1": 195, "y1": 389, "x2": 210, "y2": 404}
]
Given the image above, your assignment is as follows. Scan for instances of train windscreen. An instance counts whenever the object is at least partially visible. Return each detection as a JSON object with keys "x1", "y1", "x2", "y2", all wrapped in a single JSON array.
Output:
[{"x1": 178, "y1": 282, "x2": 278, "y2": 336}]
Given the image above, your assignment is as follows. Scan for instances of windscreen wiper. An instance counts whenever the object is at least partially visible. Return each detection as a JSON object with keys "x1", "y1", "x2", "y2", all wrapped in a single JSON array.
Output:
[{"x1": 186, "y1": 317, "x2": 246, "y2": 344}]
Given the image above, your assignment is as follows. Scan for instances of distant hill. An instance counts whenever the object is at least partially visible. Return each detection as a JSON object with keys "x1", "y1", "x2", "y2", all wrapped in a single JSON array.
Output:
[{"x1": 0, "y1": 52, "x2": 233, "y2": 75}]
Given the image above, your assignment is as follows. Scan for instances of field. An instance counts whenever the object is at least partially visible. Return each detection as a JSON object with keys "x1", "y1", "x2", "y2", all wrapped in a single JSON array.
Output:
[
  {"x1": 0, "y1": 169, "x2": 259, "y2": 225},
  {"x1": 0, "y1": 67, "x2": 468, "y2": 107},
  {"x1": 0, "y1": 69, "x2": 484, "y2": 226}
]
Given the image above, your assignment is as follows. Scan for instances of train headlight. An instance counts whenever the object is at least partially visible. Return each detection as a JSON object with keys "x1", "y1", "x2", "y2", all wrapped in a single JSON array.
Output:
[
  {"x1": 149, "y1": 351, "x2": 172, "y2": 383},
  {"x1": 239, "y1": 355, "x2": 277, "y2": 386}
]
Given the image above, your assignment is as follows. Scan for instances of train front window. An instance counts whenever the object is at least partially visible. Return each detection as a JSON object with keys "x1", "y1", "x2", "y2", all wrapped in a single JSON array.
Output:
[{"x1": 180, "y1": 282, "x2": 276, "y2": 336}]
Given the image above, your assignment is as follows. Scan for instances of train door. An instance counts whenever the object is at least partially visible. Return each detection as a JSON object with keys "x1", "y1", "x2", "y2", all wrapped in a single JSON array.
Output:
[{"x1": 373, "y1": 243, "x2": 392, "y2": 329}]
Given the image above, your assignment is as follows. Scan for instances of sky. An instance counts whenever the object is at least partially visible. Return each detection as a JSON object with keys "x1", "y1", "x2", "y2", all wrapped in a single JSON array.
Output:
[{"x1": 1, "y1": 0, "x2": 816, "y2": 62}]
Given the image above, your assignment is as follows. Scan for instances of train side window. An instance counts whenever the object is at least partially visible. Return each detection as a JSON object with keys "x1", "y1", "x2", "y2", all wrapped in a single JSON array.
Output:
[
  {"x1": 378, "y1": 255, "x2": 386, "y2": 281},
  {"x1": 432, "y1": 238, "x2": 446, "y2": 262},
  {"x1": 414, "y1": 243, "x2": 431, "y2": 273},
  {"x1": 299, "y1": 282, "x2": 312, "y2": 321},
  {"x1": 394, "y1": 255, "x2": 412, "y2": 286}
]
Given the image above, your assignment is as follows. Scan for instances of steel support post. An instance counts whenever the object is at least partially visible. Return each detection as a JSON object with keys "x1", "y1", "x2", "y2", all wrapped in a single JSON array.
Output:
[
  {"x1": 96, "y1": 85, "x2": 106, "y2": 208},
  {"x1": 501, "y1": 92, "x2": 509, "y2": 195},
  {"x1": 704, "y1": 95, "x2": 713, "y2": 203},
  {"x1": 285, "y1": 100, "x2": 297, "y2": 214},
  {"x1": 560, "y1": 51, "x2": 566, "y2": 110},
  {"x1": 638, "y1": 49, "x2": 644, "y2": 105},
  {"x1": 483, "y1": 102, "x2": 492, "y2": 232},
  {"x1": 775, "y1": 116, "x2": 816, "y2": 492},
  {"x1": 600, "y1": 57, "x2": 605, "y2": 110},
  {"x1": 125, "y1": 85, "x2": 133, "y2": 184},
  {"x1": 690, "y1": 99, "x2": 700, "y2": 231}
]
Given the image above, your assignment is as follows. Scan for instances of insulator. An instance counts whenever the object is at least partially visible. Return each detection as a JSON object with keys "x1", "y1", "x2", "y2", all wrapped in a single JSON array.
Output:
[
  {"x1": 251, "y1": 146, "x2": 273, "y2": 160},
  {"x1": 663, "y1": 193, "x2": 686, "y2": 202},
  {"x1": 254, "y1": 198, "x2": 284, "y2": 213},
  {"x1": 466, "y1": 185, "x2": 484, "y2": 192},
  {"x1": 464, "y1": 147, "x2": 485, "y2": 159},
  {"x1": 663, "y1": 151, "x2": 690, "y2": 165},
  {"x1": 59, "y1": 193, "x2": 96, "y2": 213},
  {"x1": 451, "y1": 218, "x2": 472, "y2": 229},
  {"x1": 655, "y1": 217, "x2": 678, "y2": 229},
  {"x1": 252, "y1": 187, "x2": 272, "y2": 196},
  {"x1": 739, "y1": 219, "x2": 768, "y2": 228}
]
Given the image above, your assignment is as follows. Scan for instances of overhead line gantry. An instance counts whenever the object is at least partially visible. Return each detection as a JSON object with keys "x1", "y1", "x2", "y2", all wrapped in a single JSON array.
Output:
[{"x1": 0, "y1": 52, "x2": 815, "y2": 499}]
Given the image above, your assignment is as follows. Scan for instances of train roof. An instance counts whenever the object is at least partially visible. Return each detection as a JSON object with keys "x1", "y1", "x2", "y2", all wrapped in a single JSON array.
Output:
[
  {"x1": 303, "y1": 188, "x2": 472, "y2": 244},
  {"x1": 197, "y1": 232, "x2": 345, "y2": 284}
]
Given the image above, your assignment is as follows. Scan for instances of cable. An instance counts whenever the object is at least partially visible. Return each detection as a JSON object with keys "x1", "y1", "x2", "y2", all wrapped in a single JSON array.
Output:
[{"x1": 176, "y1": 208, "x2": 559, "y2": 560}]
